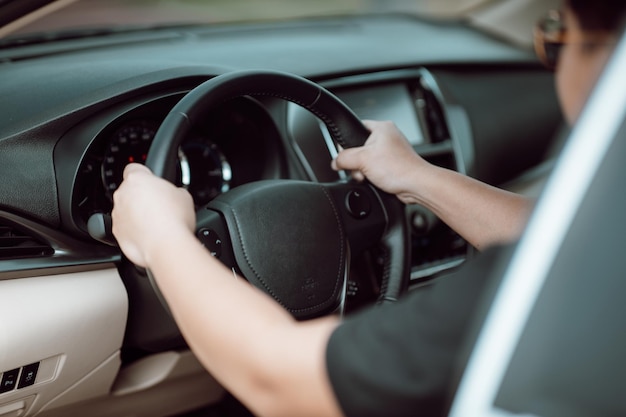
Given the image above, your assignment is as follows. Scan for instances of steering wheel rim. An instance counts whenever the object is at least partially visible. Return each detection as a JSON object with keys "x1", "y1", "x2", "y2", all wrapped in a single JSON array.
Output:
[{"x1": 146, "y1": 69, "x2": 410, "y2": 317}]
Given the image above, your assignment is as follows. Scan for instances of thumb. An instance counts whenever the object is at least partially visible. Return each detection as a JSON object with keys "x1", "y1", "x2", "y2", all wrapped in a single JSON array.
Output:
[
  {"x1": 332, "y1": 147, "x2": 362, "y2": 172},
  {"x1": 123, "y1": 162, "x2": 153, "y2": 179},
  {"x1": 332, "y1": 148, "x2": 366, "y2": 182}
]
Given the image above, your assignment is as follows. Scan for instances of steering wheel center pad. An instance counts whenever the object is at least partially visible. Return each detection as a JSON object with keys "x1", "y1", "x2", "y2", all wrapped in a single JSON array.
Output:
[{"x1": 208, "y1": 180, "x2": 348, "y2": 319}]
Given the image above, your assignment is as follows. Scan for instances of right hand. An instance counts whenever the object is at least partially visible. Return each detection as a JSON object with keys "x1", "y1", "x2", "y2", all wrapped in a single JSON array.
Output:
[{"x1": 331, "y1": 120, "x2": 431, "y2": 204}]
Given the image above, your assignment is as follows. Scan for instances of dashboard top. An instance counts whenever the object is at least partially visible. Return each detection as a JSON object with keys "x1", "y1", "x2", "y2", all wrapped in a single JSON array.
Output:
[{"x1": 0, "y1": 14, "x2": 534, "y2": 138}]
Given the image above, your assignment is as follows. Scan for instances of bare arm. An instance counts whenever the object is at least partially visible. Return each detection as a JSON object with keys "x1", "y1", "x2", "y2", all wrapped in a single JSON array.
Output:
[
  {"x1": 332, "y1": 120, "x2": 533, "y2": 250},
  {"x1": 112, "y1": 164, "x2": 344, "y2": 417},
  {"x1": 409, "y1": 165, "x2": 533, "y2": 250}
]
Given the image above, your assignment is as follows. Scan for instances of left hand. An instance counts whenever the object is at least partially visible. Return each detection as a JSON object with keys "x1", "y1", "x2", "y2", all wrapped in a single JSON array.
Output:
[{"x1": 111, "y1": 163, "x2": 196, "y2": 267}]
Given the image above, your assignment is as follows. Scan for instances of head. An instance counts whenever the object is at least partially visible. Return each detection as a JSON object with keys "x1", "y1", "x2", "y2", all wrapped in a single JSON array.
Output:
[{"x1": 535, "y1": 0, "x2": 626, "y2": 124}]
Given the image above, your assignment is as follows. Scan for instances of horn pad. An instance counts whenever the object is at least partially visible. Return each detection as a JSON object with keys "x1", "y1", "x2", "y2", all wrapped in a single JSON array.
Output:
[{"x1": 208, "y1": 180, "x2": 347, "y2": 319}]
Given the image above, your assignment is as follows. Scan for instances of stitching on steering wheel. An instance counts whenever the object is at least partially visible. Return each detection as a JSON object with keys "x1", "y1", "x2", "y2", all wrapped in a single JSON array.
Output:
[
  {"x1": 226, "y1": 184, "x2": 346, "y2": 315},
  {"x1": 229, "y1": 91, "x2": 347, "y2": 148}
]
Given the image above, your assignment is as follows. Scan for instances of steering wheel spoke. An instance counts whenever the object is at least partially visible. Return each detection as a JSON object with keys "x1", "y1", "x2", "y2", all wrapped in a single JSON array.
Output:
[
  {"x1": 195, "y1": 207, "x2": 237, "y2": 270},
  {"x1": 324, "y1": 181, "x2": 387, "y2": 254}
]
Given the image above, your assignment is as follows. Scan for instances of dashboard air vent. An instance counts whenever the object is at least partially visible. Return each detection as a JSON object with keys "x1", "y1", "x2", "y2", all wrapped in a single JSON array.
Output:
[
  {"x1": 414, "y1": 77, "x2": 451, "y2": 144},
  {"x1": 0, "y1": 222, "x2": 54, "y2": 260}
]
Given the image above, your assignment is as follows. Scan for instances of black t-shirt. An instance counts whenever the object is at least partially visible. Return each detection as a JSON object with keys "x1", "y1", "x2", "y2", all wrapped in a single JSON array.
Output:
[{"x1": 326, "y1": 245, "x2": 512, "y2": 417}]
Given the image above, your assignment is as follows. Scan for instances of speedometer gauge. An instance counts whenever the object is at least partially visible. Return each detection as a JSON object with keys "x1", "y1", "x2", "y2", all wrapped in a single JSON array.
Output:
[
  {"x1": 180, "y1": 137, "x2": 232, "y2": 207},
  {"x1": 101, "y1": 121, "x2": 155, "y2": 198},
  {"x1": 101, "y1": 120, "x2": 231, "y2": 206}
]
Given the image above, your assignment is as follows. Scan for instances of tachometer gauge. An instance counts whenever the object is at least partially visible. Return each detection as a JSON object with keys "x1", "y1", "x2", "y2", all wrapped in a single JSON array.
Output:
[
  {"x1": 101, "y1": 121, "x2": 156, "y2": 199},
  {"x1": 180, "y1": 137, "x2": 232, "y2": 207}
]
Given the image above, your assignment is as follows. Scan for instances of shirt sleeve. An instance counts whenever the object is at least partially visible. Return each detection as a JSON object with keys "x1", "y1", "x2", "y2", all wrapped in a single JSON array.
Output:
[{"x1": 326, "y1": 245, "x2": 510, "y2": 417}]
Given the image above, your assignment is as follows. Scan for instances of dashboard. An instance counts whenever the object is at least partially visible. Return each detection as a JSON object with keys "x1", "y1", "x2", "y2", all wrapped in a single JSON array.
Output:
[
  {"x1": 42, "y1": 63, "x2": 560, "y2": 287},
  {"x1": 1, "y1": 62, "x2": 562, "y2": 281}
]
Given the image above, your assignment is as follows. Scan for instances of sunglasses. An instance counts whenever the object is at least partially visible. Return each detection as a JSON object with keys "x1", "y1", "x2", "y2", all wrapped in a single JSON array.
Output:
[
  {"x1": 534, "y1": 10, "x2": 567, "y2": 70},
  {"x1": 534, "y1": 10, "x2": 616, "y2": 71}
]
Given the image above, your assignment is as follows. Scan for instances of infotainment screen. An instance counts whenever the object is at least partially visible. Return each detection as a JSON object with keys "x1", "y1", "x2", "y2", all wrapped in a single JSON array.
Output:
[{"x1": 334, "y1": 83, "x2": 425, "y2": 145}]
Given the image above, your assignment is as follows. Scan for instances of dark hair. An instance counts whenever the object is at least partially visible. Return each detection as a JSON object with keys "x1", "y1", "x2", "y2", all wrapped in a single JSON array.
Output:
[{"x1": 566, "y1": 0, "x2": 626, "y2": 32}]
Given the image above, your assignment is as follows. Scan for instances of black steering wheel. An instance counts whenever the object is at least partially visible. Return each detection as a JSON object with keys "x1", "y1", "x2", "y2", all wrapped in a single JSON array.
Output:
[{"x1": 144, "y1": 69, "x2": 410, "y2": 319}]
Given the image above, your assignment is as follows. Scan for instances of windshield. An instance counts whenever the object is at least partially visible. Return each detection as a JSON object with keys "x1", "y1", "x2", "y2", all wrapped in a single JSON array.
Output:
[
  {"x1": 7, "y1": 0, "x2": 401, "y2": 37},
  {"x1": 5, "y1": 0, "x2": 492, "y2": 39},
  {"x1": 2, "y1": 0, "x2": 545, "y2": 51}
]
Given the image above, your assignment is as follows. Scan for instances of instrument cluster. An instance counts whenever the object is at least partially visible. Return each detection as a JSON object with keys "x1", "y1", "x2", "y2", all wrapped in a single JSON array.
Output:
[
  {"x1": 72, "y1": 95, "x2": 284, "y2": 235},
  {"x1": 100, "y1": 120, "x2": 232, "y2": 207}
]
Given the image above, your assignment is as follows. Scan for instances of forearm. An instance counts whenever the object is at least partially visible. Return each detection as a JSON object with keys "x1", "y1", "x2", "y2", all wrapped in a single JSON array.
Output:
[
  {"x1": 330, "y1": 121, "x2": 532, "y2": 249},
  {"x1": 147, "y1": 230, "x2": 342, "y2": 417},
  {"x1": 406, "y1": 165, "x2": 534, "y2": 250}
]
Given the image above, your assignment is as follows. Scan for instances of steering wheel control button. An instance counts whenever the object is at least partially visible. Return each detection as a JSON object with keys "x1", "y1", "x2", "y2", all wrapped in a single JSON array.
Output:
[
  {"x1": 197, "y1": 228, "x2": 222, "y2": 258},
  {"x1": 0, "y1": 368, "x2": 19, "y2": 393},
  {"x1": 17, "y1": 362, "x2": 39, "y2": 389},
  {"x1": 345, "y1": 189, "x2": 371, "y2": 219}
]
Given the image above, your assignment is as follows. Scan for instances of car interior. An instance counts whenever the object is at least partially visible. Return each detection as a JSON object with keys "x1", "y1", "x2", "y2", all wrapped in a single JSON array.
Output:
[{"x1": 0, "y1": 0, "x2": 578, "y2": 416}]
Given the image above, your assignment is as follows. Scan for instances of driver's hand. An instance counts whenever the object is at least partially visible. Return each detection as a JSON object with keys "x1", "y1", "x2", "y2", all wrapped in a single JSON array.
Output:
[
  {"x1": 331, "y1": 120, "x2": 430, "y2": 203},
  {"x1": 112, "y1": 163, "x2": 196, "y2": 268}
]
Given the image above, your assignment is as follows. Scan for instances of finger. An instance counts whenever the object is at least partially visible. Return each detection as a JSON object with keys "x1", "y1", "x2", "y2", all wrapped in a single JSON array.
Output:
[
  {"x1": 331, "y1": 156, "x2": 366, "y2": 182},
  {"x1": 361, "y1": 119, "x2": 377, "y2": 129},
  {"x1": 123, "y1": 162, "x2": 152, "y2": 179},
  {"x1": 351, "y1": 171, "x2": 365, "y2": 182},
  {"x1": 332, "y1": 148, "x2": 361, "y2": 171},
  {"x1": 362, "y1": 119, "x2": 388, "y2": 130}
]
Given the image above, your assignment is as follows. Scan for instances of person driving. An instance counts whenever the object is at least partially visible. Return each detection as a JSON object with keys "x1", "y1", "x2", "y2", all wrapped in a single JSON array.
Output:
[
  {"x1": 333, "y1": 0, "x2": 622, "y2": 252},
  {"x1": 111, "y1": 1, "x2": 625, "y2": 416}
]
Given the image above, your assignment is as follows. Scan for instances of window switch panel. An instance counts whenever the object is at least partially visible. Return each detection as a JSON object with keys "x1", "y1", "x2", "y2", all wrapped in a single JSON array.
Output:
[
  {"x1": 0, "y1": 368, "x2": 19, "y2": 393},
  {"x1": 18, "y1": 362, "x2": 40, "y2": 389}
]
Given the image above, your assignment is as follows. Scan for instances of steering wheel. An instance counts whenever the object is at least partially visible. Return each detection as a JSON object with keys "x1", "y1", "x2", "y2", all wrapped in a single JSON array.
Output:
[{"x1": 143, "y1": 70, "x2": 410, "y2": 319}]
